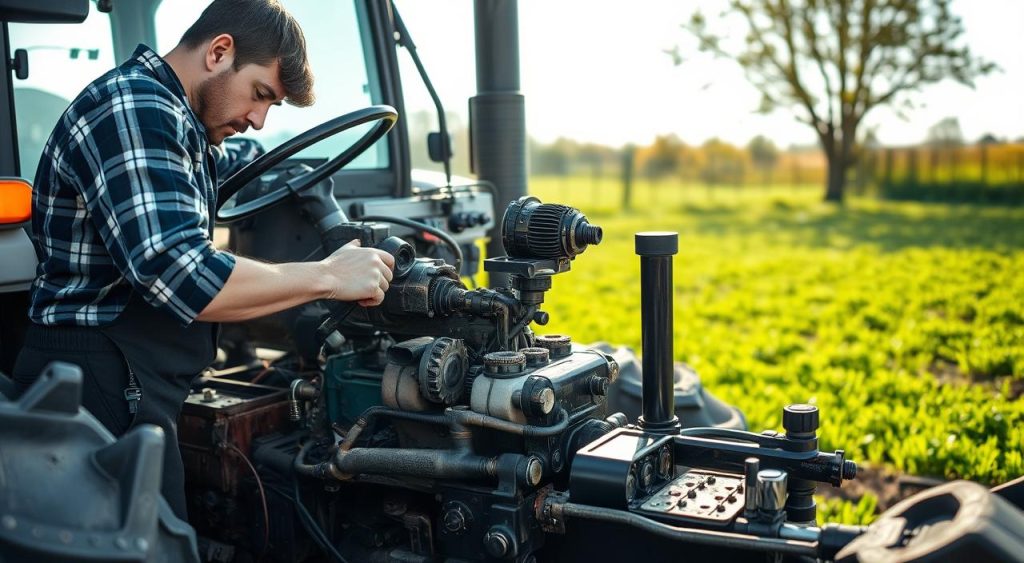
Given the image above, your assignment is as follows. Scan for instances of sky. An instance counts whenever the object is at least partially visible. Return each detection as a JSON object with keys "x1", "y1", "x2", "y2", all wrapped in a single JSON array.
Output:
[{"x1": 393, "y1": 0, "x2": 1024, "y2": 149}]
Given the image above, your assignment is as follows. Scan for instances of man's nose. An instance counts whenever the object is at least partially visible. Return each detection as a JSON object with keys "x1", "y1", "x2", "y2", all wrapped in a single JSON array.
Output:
[{"x1": 247, "y1": 106, "x2": 269, "y2": 131}]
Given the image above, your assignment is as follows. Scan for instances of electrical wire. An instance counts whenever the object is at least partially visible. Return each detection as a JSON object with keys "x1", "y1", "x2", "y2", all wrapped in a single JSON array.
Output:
[
  {"x1": 297, "y1": 214, "x2": 466, "y2": 275},
  {"x1": 357, "y1": 214, "x2": 464, "y2": 273},
  {"x1": 225, "y1": 443, "x2": 270, "y2": 561},
  {"x1": 293, "y1": 442, "x2": 350, "y2": 563},
  {"x1": 260, "y1": 481, "x2": 340, "y2": 561}
]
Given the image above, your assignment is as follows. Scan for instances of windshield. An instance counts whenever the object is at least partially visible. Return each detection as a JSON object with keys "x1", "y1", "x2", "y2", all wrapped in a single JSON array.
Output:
[
  {"x1": 8, "y1": 7, "x2": 115, "y2": 178},
  {"x1": 9, "y1": 0, "x2": 387, "y2": 179}
]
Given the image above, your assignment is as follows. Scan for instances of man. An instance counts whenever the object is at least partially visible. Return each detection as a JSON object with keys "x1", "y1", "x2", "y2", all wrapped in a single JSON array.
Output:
[{"x1": 12, "y1": 0, "x2": 394, "y2": 520}]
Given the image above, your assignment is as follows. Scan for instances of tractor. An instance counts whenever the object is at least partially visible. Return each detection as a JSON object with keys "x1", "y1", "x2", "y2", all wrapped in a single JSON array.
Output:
[{"x1": 1, "y1": 2, "x2": 1022, "y2": 562}]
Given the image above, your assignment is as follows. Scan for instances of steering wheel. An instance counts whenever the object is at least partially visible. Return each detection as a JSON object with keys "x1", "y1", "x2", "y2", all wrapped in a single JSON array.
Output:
[{"x1": 216, "y1": 105, "x2": 398, "y2": 223}]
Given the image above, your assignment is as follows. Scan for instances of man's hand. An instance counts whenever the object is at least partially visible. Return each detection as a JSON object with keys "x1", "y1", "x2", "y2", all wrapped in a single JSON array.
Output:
[
  {"x1": 197, "y1": 239, "x2": 396, "y2": 323},
  {"x1": 320, "y1": 239, "x2": 396, "y2": 307}
]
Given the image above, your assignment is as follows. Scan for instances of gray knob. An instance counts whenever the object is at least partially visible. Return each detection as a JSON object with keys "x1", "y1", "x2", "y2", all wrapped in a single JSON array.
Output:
[
  {"x1": 757, "y1": 469, "x2": 788, "y2": 512},
  {"x1": 744, "y1": 458, "x2": 760, "y2": 513}
]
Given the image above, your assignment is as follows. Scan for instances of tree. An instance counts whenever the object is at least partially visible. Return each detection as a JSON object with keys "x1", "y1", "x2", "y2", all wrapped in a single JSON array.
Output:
[
  {"x1": 683, "y1": 0, "x2": 995, "y2": 203},
  {"x1": 747, "y1": 135, "x2": 780, "y2": 185},
  {"x1": 976, "y1": 133, "x2": 1000, "y2": 146},
  {"x1": 639, "y1": 134, "x2": 686, "y2": 182},
  {"x1": 529, "y1": 137, "x2": 575, "y2": 176},
  {"x1": 700, "y1": 138, "x2": 748, "y2": 186},
  {"x1": 925, "y1": 117, "x2": 964, "y2": 147}
]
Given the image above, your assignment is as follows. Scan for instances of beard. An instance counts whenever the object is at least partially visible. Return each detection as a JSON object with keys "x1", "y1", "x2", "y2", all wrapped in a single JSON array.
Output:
[{"x1": 195, "y1": 69, "x2": 245, "y2": 145}]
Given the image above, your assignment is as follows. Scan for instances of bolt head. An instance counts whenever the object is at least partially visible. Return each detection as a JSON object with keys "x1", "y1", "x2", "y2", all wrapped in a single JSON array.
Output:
[{"x1": 484, "y1": 529, "x2": 511, "y2": 558}]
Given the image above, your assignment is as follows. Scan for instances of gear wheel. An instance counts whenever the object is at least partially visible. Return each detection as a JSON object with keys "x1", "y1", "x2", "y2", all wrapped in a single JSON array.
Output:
[
  {"x1": 418, "y1": 337, "x2": 468, "y2": 404},
  {"x1": 535, "y1": 334, "x2": 572, "y2": 358},
  {"x1": 520, "y1": 347, "x2": 550, "y2": 367},
  {"x1": 483, "y1": 351, "x2": 527, "y2": 377}
]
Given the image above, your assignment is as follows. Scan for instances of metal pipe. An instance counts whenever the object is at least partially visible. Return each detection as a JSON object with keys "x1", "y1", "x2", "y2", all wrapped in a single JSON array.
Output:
[
  {"x1": 448, "y1": 406, "x2": 583, "y2": 438},
  {"x1": 471, "y1": 0, "x2": 526, "y2": 288},
  {"x1": 557, "y1": 503, "x2": 818, "y2": 557},
  {"x1": 779, "y1": 524, "x2": 822, "y2": 543},
  {"x1": 340, "y1": 405, "x2": 578, "y2": 453},
  {"x1": 744, "y1": 457, "x2": 760, "y2": 516},
  {"x1": 634, "y1": 232, "x2": 680, "y2": 434},
  {"x1": 332, "y1": 448, "x2": 497, "y2": 481},
  {"x1": 337, "y1": 406, "x2": 450, "y2": 453}
]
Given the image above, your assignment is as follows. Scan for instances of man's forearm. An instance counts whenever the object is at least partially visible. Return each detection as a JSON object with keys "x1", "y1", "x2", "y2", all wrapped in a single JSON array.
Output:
[{"x1": 196, "y1": 255, "x2": 330, "y2": 322}]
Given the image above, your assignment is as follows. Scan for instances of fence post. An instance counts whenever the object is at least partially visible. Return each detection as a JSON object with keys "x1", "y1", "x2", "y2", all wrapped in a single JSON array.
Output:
[
  {"x1": 929, "y1": 147, "x2": 939, "y2": 184},
  {"x1": 883, "y1": 148, "x2": 894, "y2": 187},
  {"x1": 980, "y1": 145, "x2": 988, "y2": 185},
  {"x1": 621, "y1": 144, "x2": 635, "y2": 212},
  {"x1": 946, "y1": 147, "x2": 954, "y2": 185},
  {"x1": 907, "y1": 148, "x2": 919, "y2": 187}
]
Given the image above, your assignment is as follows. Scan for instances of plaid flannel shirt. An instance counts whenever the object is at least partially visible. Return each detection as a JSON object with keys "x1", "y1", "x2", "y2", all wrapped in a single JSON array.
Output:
[{"x1": 29, "y1": 45, "x2": 237, "y2": 327}]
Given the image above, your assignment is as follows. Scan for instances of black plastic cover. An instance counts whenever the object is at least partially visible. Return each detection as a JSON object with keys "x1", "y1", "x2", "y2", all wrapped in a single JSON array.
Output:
[
  {"x1": 634, "y1": 232, "x2": 678, "y2": 256},
  {"x1": 0, "y1": 0, "x2": 87, "y2": 23},
  {"x1": 835, "y1": 480, "x2": 1024, "y2": 562},
  {"x1": 0, "y1": 362, "x2": 199, "y2": 562}
]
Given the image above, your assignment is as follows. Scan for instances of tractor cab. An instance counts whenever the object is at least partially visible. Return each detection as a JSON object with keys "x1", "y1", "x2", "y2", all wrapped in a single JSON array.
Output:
[{"x1": 0, "y1": 0, "x2": 502, "y2": 370}]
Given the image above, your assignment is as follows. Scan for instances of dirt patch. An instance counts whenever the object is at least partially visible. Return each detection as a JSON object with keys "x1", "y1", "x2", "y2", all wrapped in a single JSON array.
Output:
[
  {"x1": 926, "y1": 361, "x2": 1021, "y2": 400},
  {"x1": 817, "y1": 464, "x2": 947, "y2": 511},
  {"x1": 1002, "y1": 377, "x2": 1024, "y2": 400},
  {"x1": 927, "y1": 359, "x2": 966, "y2": 383}
]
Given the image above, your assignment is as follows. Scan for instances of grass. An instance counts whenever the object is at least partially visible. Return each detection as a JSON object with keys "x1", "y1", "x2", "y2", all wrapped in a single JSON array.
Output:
[{"x1": 524, "y1": 177, "x2": 1024, "y2": 521}]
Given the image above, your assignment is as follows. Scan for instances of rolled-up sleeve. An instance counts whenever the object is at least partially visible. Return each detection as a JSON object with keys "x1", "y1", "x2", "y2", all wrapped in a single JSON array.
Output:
[{"x1": 67, "y1": 79, "x2": 235, "y2": 325}]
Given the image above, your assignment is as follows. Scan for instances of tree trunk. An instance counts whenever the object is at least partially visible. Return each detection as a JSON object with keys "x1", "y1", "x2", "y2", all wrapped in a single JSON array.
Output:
[{"x1": 824, "y1": 153, "x2": 847, "y2": 203}]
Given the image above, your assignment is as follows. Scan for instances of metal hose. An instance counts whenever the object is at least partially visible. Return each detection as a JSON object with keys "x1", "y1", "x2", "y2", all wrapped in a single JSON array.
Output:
[
  {"x1": 331, "y1": 447, "x2": 497, "y2": 480},
  {"x1": 447, "y1": 406, "x2": 578, "y2": 438}
]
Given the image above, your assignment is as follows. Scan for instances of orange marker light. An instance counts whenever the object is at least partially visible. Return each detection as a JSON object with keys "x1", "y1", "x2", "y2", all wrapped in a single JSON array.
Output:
[{"x1": 0, "y1": 178, "x2": 32, "y2": 224}]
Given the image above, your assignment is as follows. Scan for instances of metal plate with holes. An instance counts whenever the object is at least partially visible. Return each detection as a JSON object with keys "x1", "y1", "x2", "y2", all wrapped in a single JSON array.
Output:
[{"x1": 638, "y1": 470, "x2": 745, "y2": 526}]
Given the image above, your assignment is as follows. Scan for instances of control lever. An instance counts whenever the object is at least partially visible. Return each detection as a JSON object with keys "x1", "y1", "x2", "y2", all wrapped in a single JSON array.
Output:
[{"x1": 315, "y1": 235, "x2": 416, "y2": 352}]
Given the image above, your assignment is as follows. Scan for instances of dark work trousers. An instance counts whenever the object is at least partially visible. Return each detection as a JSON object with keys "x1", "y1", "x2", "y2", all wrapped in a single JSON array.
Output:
[{"x1": 13, "y1": 295, "x2": 218, "y2": 521}]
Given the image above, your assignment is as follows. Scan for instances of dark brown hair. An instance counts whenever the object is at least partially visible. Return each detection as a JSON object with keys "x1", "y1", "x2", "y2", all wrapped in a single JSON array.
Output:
[{"x1": 179, "y1": 0, "x2": 314, "y2": 107}]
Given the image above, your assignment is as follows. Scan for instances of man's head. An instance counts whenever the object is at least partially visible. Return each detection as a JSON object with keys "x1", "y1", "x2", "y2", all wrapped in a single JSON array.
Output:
[{"x1": 176, "y1": 0, "x2": 314, "y2": 144}]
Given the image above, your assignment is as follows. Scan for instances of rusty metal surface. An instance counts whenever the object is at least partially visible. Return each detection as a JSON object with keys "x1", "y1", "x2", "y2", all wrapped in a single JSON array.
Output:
[{"x1": 179, "y1": 378, "x2": 290, "y2": 493}]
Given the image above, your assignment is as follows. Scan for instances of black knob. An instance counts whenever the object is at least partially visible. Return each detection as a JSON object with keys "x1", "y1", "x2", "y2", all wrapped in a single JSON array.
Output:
[
  {"x1": 635, "y1": 231, "x2": 678, "y2": 256},
  {"x1": 484, "y1": 527, "x2": 514, "y2": 559},
  {"x1": 588, "y1": 375, "x2": 609, "y2": 396},
  {"x1": 441, "y1": 501, "x2": 473, "y2": 535},
  {"x1": 782, "y1": 404, "x2": 820, "y2": 437}
]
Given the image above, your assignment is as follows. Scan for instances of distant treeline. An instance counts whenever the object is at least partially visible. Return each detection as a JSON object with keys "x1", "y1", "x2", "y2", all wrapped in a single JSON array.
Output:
[
  {"x1": 530, "y1": 136, "x2": 1024, "y2": 204},
  {"x1": 864, "y1": 143, "x2": 1024, "y2": 204},
  {"x1": 530, "y1": 135, "x2": 827, "y2": 187},
  {"x1": 405, "y1": 110, "x2": 1024, "y2": 204}
]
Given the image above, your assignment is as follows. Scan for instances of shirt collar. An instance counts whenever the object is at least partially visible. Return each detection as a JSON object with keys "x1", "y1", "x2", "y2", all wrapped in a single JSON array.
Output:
[
  {"x1": 127, "y1": 44, "x2": 190, "y2": 104},
  {"x1": 126, "y1": 44, "x2": 211, "y2": 149}
]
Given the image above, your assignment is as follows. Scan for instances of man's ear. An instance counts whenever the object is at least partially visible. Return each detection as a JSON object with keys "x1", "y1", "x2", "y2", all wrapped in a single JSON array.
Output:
[{"x1": 204, "y1": 33, "x2": 235, "y2": 72}]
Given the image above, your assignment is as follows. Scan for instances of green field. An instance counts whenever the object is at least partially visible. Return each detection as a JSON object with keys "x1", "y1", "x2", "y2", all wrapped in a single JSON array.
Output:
[{"x1": 526, "y1": 177, "x2": 1024, "y2": 523}]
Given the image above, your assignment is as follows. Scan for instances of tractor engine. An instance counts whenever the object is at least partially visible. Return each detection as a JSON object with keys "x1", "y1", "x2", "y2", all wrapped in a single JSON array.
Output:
[{"x1": 179, "y1": 196, "x2": 622, "y2": 562}]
